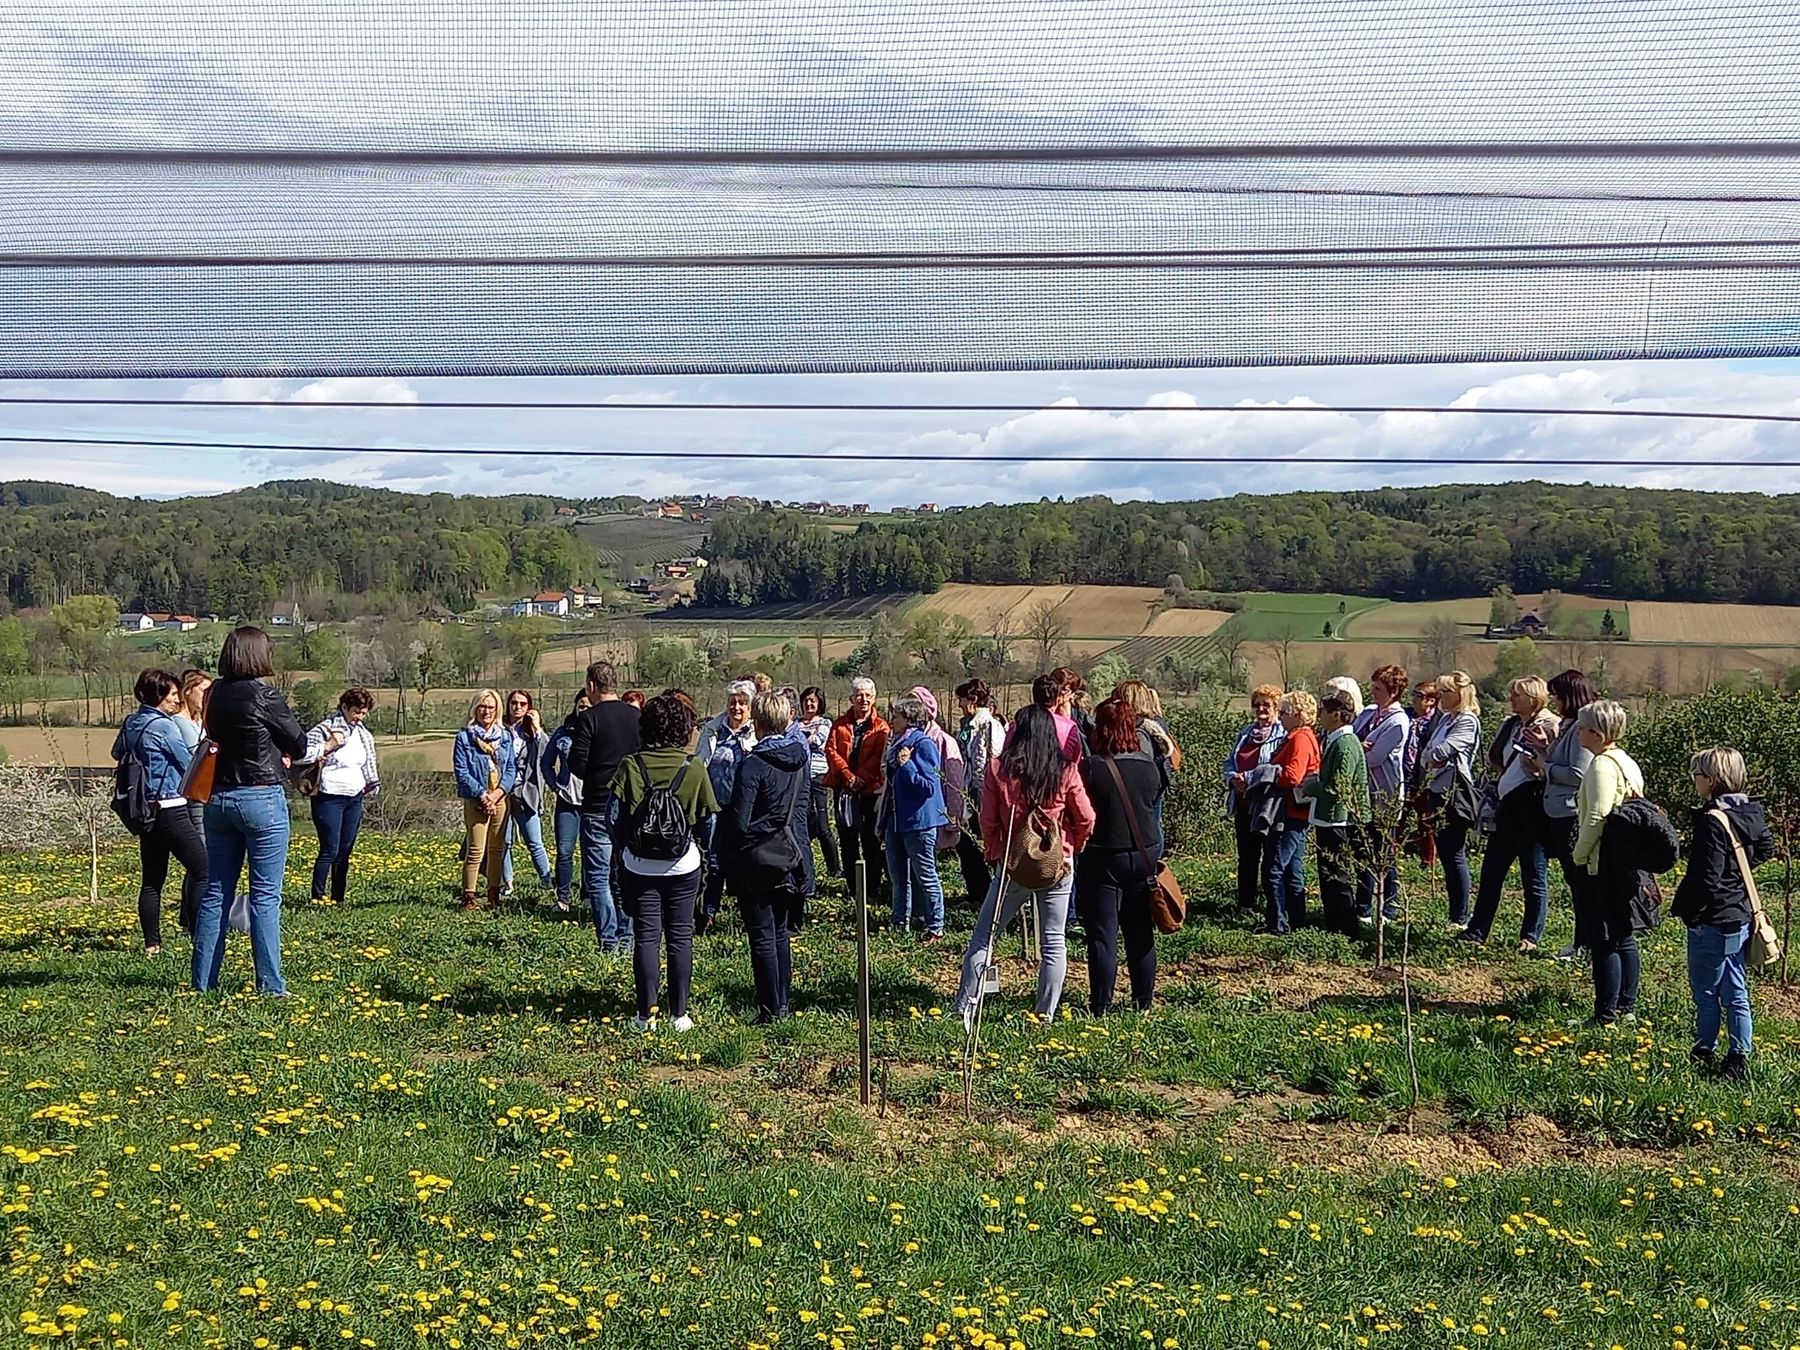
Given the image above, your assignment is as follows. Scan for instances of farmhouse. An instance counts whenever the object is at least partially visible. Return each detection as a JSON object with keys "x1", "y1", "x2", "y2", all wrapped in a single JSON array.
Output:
[
  {"x1": 1489, "y1": 610, "x2": 1549, "y2": 639},
  {"x1": 269, "y1": 601, "x2": 300, "y2": 627},
  {"x1": 118, "y1": 612, "x2": 155, "y2": 632}
]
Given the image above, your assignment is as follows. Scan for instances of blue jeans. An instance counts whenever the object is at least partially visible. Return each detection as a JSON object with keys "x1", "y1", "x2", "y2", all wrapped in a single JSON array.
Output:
[
  {"x1": 309, "y1": 791, "x2": 364, "y2": 902},
  {"x1": 1265, "y1": 821, "x2": 1310, "y2": 933},
  {"x1": 1688, "y1": 922, "x2": 1753, "y2": 1057},
  {"x1": 193, "y1": 785, "x2": 290, "y2": 995},
  {"x1": 502, "y1": 806, "x2": 553, "y2": 888},
  {"x1": 554, "y1": 803, "x2": 582, "y2": 905},
  {"x1": 1438, "y1": 816, "x2": 1473, "y2": 925},
  {"x1": 886, "y1": 826, "x2": 945, "y2": 935},
  {"x1": 580, "y1": 795, "x2": 629, "y2": 950},
  {"x1": 954, "y1": 868, "x2": 1074, "y2": 1020}
]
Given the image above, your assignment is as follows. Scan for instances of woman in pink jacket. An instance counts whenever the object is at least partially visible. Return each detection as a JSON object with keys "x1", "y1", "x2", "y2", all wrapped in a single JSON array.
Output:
[{"x1": 950, "y1": 705, "x2": 1095, "y2": 1028}]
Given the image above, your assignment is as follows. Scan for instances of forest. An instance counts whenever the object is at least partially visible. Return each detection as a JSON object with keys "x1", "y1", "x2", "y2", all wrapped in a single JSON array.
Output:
[
  {"x1": 0, "y1": 480, "x2": 623, "y2": 615},
  {"x1": 696, "y1": 481, "x2": 1800, "y2": 607}
]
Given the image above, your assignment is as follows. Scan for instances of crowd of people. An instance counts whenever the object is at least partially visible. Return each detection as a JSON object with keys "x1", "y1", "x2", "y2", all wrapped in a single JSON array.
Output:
[{"x1": 110, "y1": 631, "x2": 1775, "y2": 1077}]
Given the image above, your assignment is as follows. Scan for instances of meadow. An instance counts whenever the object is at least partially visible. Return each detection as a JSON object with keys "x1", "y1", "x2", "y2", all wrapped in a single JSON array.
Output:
[{"x1": 5, "y1": 831, "x2": 1800, "y2": 1348}]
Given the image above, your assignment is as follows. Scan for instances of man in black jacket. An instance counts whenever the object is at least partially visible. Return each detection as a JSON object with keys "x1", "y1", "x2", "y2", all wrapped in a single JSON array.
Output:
[{"x1": 569, "y1": 662, "x2": 640, "y2": 955}]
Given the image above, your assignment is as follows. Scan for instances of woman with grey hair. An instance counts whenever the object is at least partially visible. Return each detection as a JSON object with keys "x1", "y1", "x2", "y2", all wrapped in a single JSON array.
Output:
[
  {"x1": 696, "y1": 680, "x2": 758, "y2": 932},
  {"x1": 881, "y1": 694, "x2": 950, "y2": 942},
  {"x1": 1571, "y1": 699, "x2": 1647, "y2": 1027},
  {"x1": 825, "y1": 676, "x2": 889, "y2": 908},
  {"x1": 1673, "y1": 747, "x2": 1774, "y2": 1079}
]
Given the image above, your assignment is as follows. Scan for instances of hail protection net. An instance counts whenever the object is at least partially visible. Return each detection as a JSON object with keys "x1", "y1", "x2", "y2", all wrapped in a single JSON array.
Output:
[{"x1": 3, "y1": 0, "x2": 1800, "y2": 377}]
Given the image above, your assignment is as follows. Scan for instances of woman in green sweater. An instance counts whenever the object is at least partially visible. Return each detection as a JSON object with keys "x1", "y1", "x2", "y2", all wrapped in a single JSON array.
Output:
[
  {"x1": 1299, "y1": 691, "x2": 1371, "y2": 937},
  {"x1": 609, "y1": 693, "x2": 720, "y2": 1032}
]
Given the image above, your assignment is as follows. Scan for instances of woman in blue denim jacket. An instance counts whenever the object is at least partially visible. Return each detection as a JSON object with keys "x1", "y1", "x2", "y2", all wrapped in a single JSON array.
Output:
[
  {"x1": 113, "y1": 668, "x2": 204, "y2": 955},
  {"x1": 881, "y1": 694, "x2": 950, "y2": 942},
  {"x1": 454, "y1": 689, "x2": 519, "y2": 911}
]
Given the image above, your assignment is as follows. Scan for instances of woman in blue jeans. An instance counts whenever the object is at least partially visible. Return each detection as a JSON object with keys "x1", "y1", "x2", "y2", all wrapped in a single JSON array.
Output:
[
  {"x1": 191, "y1": 627, "x2": 307, "y2": 995},
  {"x1": 300, "y1": 687, "x2": 379, "y2": 905},
  {"x1": 501, "y1": 690, "x2": 555, "y2": 895},
  {"x1": 541, "y1": 692, "x2": 591, "y2": 913},
  {"x1": 880, "y1": 694, "x2": 949, "y2": 942},
  {"x1": 1673, "y1": 747, "x2": 1774, "y2": 1081}
]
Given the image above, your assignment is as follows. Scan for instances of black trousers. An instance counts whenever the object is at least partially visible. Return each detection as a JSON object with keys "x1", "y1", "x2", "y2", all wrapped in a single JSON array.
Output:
[
  {"x1": 1316, "y1": 826, "x2": 1363, "y2": 937},
  {"x1": 807, "y1": 778, "x2": 842, "y2": 878},
  {"x1": 138, "y1": 802, "x2": 208, "y2": 948},
  {"x1": 1233, "y1": 803, "x2": 1275, "y2": 910},
  {"x1": 953, "y1": 825, "x2": 991, "y2": 908},
  {"x1": 1076, "y1": 848, "x2": 1157, "y2": 1014},
  {"x1": 738, "y1": 888, "x2": 796, "y2": 1017},
  {"x1": 621, "y1": 867, "x2": 700, "y2": 1021},
  {"x1": 835, "y1": 793, "x2": 885, "y2": 903}
]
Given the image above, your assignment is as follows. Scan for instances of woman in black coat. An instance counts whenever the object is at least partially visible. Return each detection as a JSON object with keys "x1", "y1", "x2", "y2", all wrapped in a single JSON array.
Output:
[
  {"x1": 718, "y1": 691, "x2": 811, "y2": 1023},
  {"x1": 1076, "y1": 697, "x2": 1170, "y2": 1014},
  {"x1": 1673, "y1": 747, "x2": 1775, "y2": 1080}
]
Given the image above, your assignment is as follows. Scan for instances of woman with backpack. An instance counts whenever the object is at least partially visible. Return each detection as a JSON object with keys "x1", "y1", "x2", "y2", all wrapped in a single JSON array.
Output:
[
  {"x1": 453, "y1": 689, "x2": 519, "y2": 913},
  {"x1": 1570, "y1": 699, "x2": 1648, "y2": 1028},
  {"x1": 1673, "y1": 747, "x2": 1775, "y2": 1079},
  {"x1": 113, "y1": 668, "x2": 205, "y2": 955},
  {"x1": 949, "y1": 704, "x2": 1095, "y2": 1028},
  {"x1": 610, "y1": 693, "x2": 719, "y2": 1032},
  {"x1": 881, "y1": 693, "x2": 951, "y2": 943},
  {"x1": 719, "y1": 691, "x2": 810, "y2": 1023},
  {"x1": 1077, "y1": 696, "x2": 1168, "y2": 1014}
]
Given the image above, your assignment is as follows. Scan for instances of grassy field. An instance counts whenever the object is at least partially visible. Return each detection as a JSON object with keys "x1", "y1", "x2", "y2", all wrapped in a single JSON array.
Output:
[
  {"x1": 6, "y1": 833, "x2": 1800, "y2": 1347},
  {"x1": 1223, "y1": 592, "x2": 1387, "y2": 641}
]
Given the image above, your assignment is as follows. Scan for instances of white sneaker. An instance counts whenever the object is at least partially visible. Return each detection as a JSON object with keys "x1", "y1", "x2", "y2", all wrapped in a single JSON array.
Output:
[
  {"x1": 671, "y1": 1015, "x2": 695, "y2": 1033},
  {"x1": 632, "y1": 1015, "x2": 656, "y2": 1032},
  {"x1": 1554, "y1": 941, "x2": 1579, "y2": 963}
]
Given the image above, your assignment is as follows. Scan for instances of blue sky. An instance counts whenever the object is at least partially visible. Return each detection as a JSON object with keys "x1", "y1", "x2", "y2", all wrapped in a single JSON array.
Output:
[{"x1": 4, "y1": 356, "x2": 1800, "y2": 507}]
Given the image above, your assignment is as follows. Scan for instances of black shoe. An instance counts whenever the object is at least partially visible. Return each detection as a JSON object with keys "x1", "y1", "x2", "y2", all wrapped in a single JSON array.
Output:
[
  {"x1": 694, "y1": 910, "x2": 713, "y2": 937},
  {"x1": 751, "y1": 1010, "x2": 776, "y2": 1026},
  {"x1": 1455, "y1": 928, "x2": 1486, "y2": 943},
  {"x1": 1719, "y1": 1052, "x2": 1749, "y2": 1082},
  {"x1": 1690, "y1": 1045, "x2": 1715, "y2": 1069}
]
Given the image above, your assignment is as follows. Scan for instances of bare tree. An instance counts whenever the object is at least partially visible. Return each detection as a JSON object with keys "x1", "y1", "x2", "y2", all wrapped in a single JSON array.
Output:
[
  {"x1": 1021, "y1": 599, "x2": 1071, "y2": 675},
  {"x1": 1264, "y1": 623, "x2": 1301, "y2": 688},
  {"x1": 1415, "y1": 618, "x2": 1465, "y2": 678}
]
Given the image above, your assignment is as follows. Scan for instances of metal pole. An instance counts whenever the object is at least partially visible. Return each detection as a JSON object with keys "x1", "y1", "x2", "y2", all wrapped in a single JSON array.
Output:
[{"x1": 855, "y1": 858, "x2": 871, "y2": 1107}]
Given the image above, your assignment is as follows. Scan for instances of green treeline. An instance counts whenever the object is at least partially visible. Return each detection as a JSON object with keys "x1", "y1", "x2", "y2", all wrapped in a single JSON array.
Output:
[
  {"x1": 696, "y1": 483, "x2": 1800, "y2": 606},
  {"x1": 0, "y1": 480, "x2": 629, "y2": 615}
]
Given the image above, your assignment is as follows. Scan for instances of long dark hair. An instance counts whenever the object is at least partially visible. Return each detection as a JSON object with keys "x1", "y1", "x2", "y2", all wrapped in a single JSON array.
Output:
[
  {"x1": 1000, "y1": 705, "x2": 1066, "y2": 807},
  {"x1": 1547, "y1": 668, "x2": 1597, "y2": 718}
]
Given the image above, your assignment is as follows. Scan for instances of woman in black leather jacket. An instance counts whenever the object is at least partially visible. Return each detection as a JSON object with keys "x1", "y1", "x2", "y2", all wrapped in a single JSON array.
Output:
[{"x1": 191, "y1": 626, "x2": 307, "y2": 995}]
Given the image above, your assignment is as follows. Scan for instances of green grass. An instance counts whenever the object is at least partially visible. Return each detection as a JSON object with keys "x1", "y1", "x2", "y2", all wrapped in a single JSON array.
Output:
[
  {"x1": 5, "y1": 838, "x2": 1800, "y2": 1347},
  {"x1": 1223, "y1": 592, "x2": 1389, "y2": 641}
]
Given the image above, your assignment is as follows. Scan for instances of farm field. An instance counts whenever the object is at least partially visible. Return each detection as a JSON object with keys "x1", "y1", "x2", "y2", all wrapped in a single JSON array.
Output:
[
  {"x1": 653, "y1": 594, "x2": 909, "y2": 624},
  {"x1": 6, "y1": 833, "x2": 1800, "y2": 1347},
  {"x1": 575, "y1": 514, "x2": 709, "y2": 571},
  {"x1": 1141, "y1": 606, "x2": 1234, "y2": 638},
  {"x1": 1224, "y1": 591, "x2": 1386, "y2": 640},
  {"x1": 906, "y1": 583, "x2": 1164, "y2": 637},
  {"x1": 1631, "y1": 601, "x2": 1800, "y2": 645}
]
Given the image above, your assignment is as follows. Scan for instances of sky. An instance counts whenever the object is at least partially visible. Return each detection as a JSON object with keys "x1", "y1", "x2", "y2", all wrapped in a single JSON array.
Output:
[
  {"x1": 4, "y1": 357, "x2": 1800, "y2": 508},
  {"x1": 3, "y1": 1, "x2": 1798, "y2": 508}
]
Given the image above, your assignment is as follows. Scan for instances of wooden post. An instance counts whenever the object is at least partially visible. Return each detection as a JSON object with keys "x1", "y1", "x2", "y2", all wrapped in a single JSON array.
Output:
[{"x1": 855, "y1": 859, "x2": 872, "y2": 1106}]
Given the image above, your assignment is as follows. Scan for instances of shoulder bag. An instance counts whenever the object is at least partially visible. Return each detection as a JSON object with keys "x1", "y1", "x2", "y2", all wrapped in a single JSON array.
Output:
[
  {"x1": 180, "y1": 687, "x2": 218, "y2": 803},
  {"x1": 1103, "y1": 757, "x2": 1186, "y2": 934},
  {"x1": 1712, "y1": 808, "x2": 1783, "y2": 968}
]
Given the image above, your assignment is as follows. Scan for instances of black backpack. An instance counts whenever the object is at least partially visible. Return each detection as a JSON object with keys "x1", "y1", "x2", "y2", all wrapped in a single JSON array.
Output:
[
  {"x1": 1602, "y1": 797, "x2": 1681, "y2": 875},
  {"x1": 109, "y1": 715, "x2": 163, "y2": 836},
  {"x1": 624, "y1": 754, "x2": 696, "y2": 860}
]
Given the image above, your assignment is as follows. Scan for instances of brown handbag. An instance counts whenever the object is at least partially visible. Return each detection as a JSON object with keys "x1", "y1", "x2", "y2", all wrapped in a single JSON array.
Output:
[
  {"x1": 180, "y1": 686, "x2": 218, "y2": 803},
  {"x1": 1103, "y1": 757, "x2": 1185, "y2": 934},
  {"x1": 1712, "y1": 808, "x2": 1783, "y2": 968}
]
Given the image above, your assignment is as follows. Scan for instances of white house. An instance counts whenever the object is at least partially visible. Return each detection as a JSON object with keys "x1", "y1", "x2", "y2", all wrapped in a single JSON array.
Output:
[
  {"x1": 160, "y1": 614, "x2": 199, "y2": 632},
  {"x1": 531, "y1": 591, "x2": 571, "y2": 618},
  {"x1": 118, "y1": 612, "x2": 155, "y2": 632},
  {"x1": 270, "y1": 601, "x2": 299, "y2": 627}
]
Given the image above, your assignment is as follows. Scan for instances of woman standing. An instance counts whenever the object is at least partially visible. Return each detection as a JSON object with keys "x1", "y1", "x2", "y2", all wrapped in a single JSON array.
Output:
[
  {"x1": 882, "y1": 694, "x2": 950, "y2": 943},
  {"x1": 1461, "y1": 676, "x2": 1559, "y2": 949},
  {"x1": 1354, "y1": 665, "x2": 1410, "y2": 924},
  {"x1": 113, "y1": 669, "x2": 204, "y2": 954},
  {"x1": 1521, "y1": 668, "x2": 1597, "y2": 961},
  {"x1": 541, "y1": 691, "x2": 591, "y2": 913},
  {"x1": 177, "y1": 668, "x2": 212, "y2": 852},
  {"x1": 1571, "y1": 700, "x2": 1647, "y2": 1027},
  {"x1": 610, "y1": 694, "x2": 719, "y2": 1031},
  {"x1": 300, "y1": 687, "x2": 379, "y2": 906},
  {"x1": 1422, "y1": 671, "x2": 1481, "y2": 930},
  {"x1": 1264, "y1": 691, "x2": 1322, "y2": 935},
  {"x1": 950, "y1": 705, "x2": 1095, "y2": 1028},
  {"x1": 954, "y1": 679, "x2": 1004, "y2": 908},
  {"x1": 1225, "y1": 685, "x2": 1286, "y2": 913},
  {"x1": 719, "y1": 691, "x2": 810, "y2": 1023},
  {"x1": 1674, "y1": 748, "x2": 1773, "y2": 1080},
  {"x1": 501, "y1": 690, "x2": 555, "y2": 895},
  {"x1": 453, "y1": 689, "x2": 518, "y2": 912},
  {"x1": 191, "y1": 628, "x2": 306, "y2": 996},
  {"x1": 1077, "y1": 697, "x2": 1167, "y2": 1014},
  {"x1": 797, "y1": 687, "x2": 842, "y2": 883}
]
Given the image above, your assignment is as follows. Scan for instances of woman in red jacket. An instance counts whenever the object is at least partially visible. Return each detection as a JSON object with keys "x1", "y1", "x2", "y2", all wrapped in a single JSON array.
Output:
[
  {"x1": 823, "y1": 676, "x2": 889, "y2": 908},
  {"x1": 949, "y1": 705, "x2": 1095, "y2": 1028},
  {"x1": 1264, "y1": 690, "x2": 1322, "y2": 935}
]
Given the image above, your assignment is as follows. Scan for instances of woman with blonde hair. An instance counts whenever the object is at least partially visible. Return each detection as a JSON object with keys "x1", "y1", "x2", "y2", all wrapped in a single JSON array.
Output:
[
  {"x1": 1421, "y1": 671, "x2": 1481, "y2": 929},
  {"x1": 453, "y1": 689, "x2": 518, "y2": 912},
  {"x1": 1263, "y1": 690, "x2": 1321, "y2": 934},
  {"x1": 1461, "y1": 675, "x2": 1560, "y2": 949},
  {"x1": 1571, "y1": 700, "x2": 1647, "y2": 1027}
]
